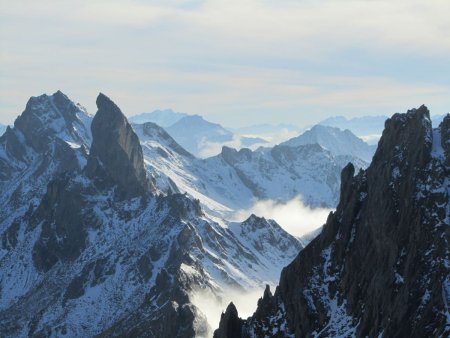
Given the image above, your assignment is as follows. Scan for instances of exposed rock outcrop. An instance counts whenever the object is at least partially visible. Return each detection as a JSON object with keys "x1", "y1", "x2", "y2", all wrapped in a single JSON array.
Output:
[
  {"x1": 86, "y1": 93, "x2": 153, "y2": 198},
  {"x1": 217, "y1": 106, "x2": 450, "y2": 337}
]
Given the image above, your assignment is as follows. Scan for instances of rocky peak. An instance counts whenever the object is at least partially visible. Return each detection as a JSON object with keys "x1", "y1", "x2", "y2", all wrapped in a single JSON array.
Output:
[
  {"x1": 86, "y1": 93, "x2": 153, "y2": 198},
  {"x1": 12, "y1": 90, "x2": 90, "y2": 152}
]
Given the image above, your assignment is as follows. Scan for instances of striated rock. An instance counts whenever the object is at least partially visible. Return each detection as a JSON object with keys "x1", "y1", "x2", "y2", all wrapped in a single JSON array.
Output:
[
  {"x1": 218, "y1": 106, "x2": 450, "y2": 337},
  {"x1": 86, "y1": 93, "x2": 153, "y2": 198}
]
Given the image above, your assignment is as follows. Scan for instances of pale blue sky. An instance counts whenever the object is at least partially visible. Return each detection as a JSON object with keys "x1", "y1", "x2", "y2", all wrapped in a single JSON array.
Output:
[{"x1": 1, "y1": 0, "x2": 449, "y2": 127}]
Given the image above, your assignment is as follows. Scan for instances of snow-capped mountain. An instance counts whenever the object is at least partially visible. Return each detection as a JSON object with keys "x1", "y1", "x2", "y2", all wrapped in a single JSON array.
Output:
[
  {"x1": 0, "y1": 91, "x2": 92, "y2": 228},
  {"x1": 129, "y1": 110, "x2": 268, "y2": 158},
  {"x1": 217, "y1": 145, "x2": 367, "y2": 208},
  {"x1": 215, "y1": 106, "x2": 450, "y2": 337},
  {"x1": 0, "y1": 92, "x2": 302, "y2": 337},
  {"x1": 136, "y1": 121, "x2": 368, "y2": 214},
  {"x1": 129, "y1": 108, "x2": 188, "y2": 127},
  {"x1": 281, "y1": 124, "x2": 376, "y2": 163},
  {"x1": 319, "y1": 115, "x2": 387, "y2": 143}
]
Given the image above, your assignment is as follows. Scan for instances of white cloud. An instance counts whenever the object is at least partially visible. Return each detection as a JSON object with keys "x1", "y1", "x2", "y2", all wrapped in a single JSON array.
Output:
[
  {"x1": 233, "y1": 197, "x2": 332, "y2": 238},
  {"x1": 197, "y1": 134, "x2": 268, "y2": 158},
  {"x1": 1, "y1": 0, "x2": 449, "y2": 125}
]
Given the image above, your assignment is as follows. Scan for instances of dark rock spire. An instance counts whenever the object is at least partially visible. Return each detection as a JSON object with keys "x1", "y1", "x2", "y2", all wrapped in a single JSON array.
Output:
[
  {"x1": 213, "y1": 302, "x2": 244, "y2": 338},
  {"x1": 86, "y1": 93, "x2": 152, "y2": 198}
]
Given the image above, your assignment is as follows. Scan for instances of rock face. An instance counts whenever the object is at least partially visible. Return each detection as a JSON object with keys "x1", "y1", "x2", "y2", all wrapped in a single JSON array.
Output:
[
  {"x1": 216, "y1": 106, "x2": 450, "y2": 337},
  {"x1": 86, "y1": 93, "x2": 153, "y2": 198}
]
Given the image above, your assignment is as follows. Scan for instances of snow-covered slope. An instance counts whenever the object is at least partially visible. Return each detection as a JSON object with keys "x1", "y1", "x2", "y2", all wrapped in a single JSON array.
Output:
[
  {"x1": 166, "y1": 115, "x2": 267, "y2": 158},
  {"x1": 281, "y1": 124, "x2": 376, "y2": 162},
  {"x1": 216, "y1": 145, "x2": 367, "y2": 208},
  {"x1": 129, "y1": 108, "x2": 187, "y2": 126},
  {"x1": 135, "y1": 122, "x2": 255, "y2": 216},
  {"x1": 0, "y1": 93, "x2": 302, "y2": 337}
]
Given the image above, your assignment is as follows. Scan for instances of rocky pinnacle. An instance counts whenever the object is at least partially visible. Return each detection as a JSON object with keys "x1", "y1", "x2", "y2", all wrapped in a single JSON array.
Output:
[{"x1": 86, "y1": 93, "x2": 152, "y2": 198}]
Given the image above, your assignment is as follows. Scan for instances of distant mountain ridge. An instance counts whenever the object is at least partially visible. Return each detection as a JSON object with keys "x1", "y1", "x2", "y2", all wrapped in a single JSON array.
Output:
[
  {"x1": 128, "y1": 108, "x2": 187, "y2": 127},
  {"x1": 165, "y1": 114, "x2": 267, "y2": 158},
  {"x1": 281, "y1": 124, "x2": 376, "y2": 162},
  {"x1": 130, "y1": 110, "x2": 268, "y2": 158},
  {"x1": 319, "y1": 115, "x2": 387, "y2": 136},
  {"x1": 136, "y1": 119, "x2": 370, "y2": 214}
]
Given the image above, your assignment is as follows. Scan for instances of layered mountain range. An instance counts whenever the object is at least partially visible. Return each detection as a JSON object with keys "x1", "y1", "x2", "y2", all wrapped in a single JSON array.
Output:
[
  {"x1": 215, "y1": 106, "x2": 450, "y2": 337},
  {"x1": 0, "y1": 92, "x2": 302, "y2": 337},
  {"x1": 129, "y1": 110, "x2": 267, "y2": 158},
  {"x1": 137, "y1": 122, "x2": 370, "y2": 214},
  {"x1": 2, "y1": 91, "x2": 443, "y2": 338}
]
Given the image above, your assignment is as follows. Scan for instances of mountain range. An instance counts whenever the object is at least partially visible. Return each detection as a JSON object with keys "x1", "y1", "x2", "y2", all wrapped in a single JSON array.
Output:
[
  {"x1": 136, "y1": 120, "x2": 370, "y2": 214},
  {"x1": 129, "y1": 111, "x2": 267, "y2": 158},
  {"x1": 281, "y1": 124, "x2": 376, "y2": 162},
  {"x1": 129, "y1": 109, "x2": 188, "y2": 127},
  {"x1": 1, "y1": 91, "x2": 447, "y2": 337}
]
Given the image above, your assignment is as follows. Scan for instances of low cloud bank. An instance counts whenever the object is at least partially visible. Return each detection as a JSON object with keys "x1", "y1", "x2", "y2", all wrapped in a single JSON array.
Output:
[
  {"x1": 234, "y1": 197, "x2": 333, "y2": 238},
  {"x1": 190, "y1": 286, "x2": 270, "y2": 338},
  {"x1": 197, "y1": 135, "x2": 267, "y2": 158}
]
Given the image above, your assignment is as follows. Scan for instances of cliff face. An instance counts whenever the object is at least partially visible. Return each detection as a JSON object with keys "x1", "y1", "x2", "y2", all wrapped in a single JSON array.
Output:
[
  {"x1": 86, "y1": 93, "x2": 154, "y2": 198},
  {"x1": 215, "y1": 106, "x2": 450, "y2": 338}
]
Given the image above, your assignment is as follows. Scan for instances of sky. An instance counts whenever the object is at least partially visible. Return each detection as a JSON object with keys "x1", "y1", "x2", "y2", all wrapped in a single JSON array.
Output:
[{"x1": 1, "y1": 0, "x2": 449, "y2": 127}]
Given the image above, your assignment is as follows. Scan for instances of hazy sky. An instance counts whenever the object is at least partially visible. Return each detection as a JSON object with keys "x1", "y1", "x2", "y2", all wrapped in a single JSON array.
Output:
[{"x1": 1, "y1": 0, "x2": 449, "y2": 127}]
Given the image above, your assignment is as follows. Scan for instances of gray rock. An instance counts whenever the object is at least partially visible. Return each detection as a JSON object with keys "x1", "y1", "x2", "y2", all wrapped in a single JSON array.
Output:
[{"x1": 86, "y1": 93, "x2": 153, "y2": 198}]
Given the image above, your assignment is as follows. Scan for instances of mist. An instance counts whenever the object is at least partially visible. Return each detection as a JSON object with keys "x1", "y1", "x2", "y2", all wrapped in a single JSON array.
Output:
[
  {"x1": 197, "y1": 135, "x2": 267, "y2": 158},
  {"x1": 234, "y1": 197, "x2": 333, "y2": 238}
]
